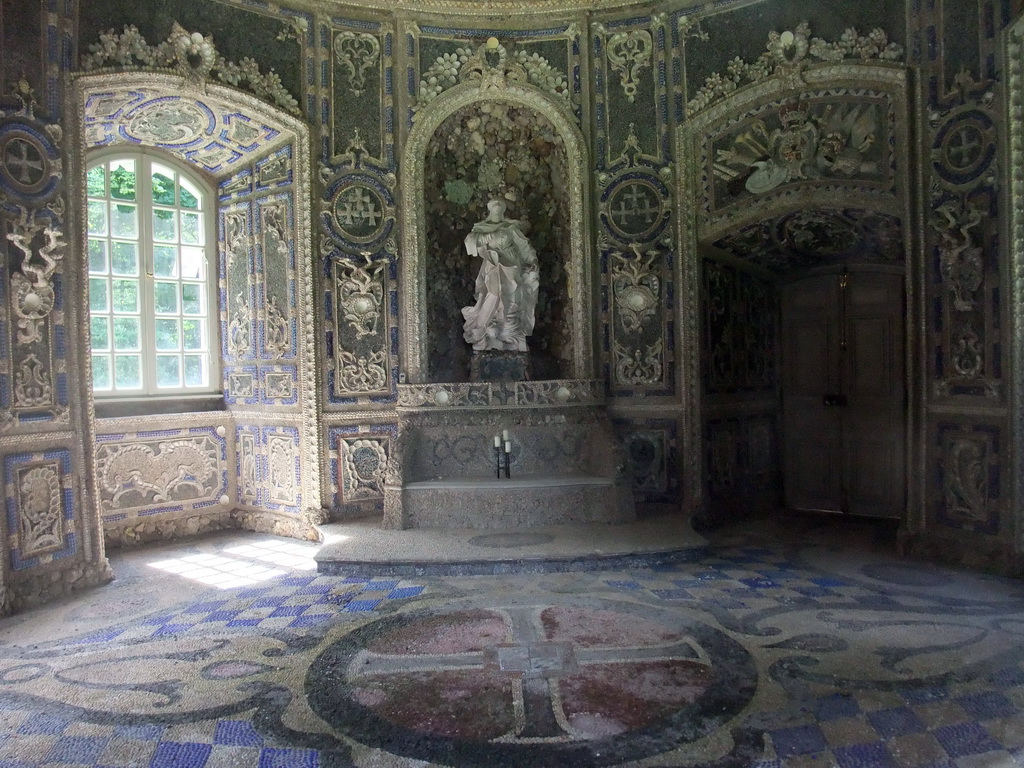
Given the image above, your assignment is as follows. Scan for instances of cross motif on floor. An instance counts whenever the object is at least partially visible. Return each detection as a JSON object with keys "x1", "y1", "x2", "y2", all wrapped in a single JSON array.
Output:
[{"x1": 346, "y1": 605, "x2": 709, "y2": 741}]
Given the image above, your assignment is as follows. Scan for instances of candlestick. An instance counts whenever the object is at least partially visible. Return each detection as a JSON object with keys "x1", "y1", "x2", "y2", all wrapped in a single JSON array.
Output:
[
  {"x1": 503, "y1": 441, "x2": 511, "y2": 479},
  {"x1": 494, "y1": 444, "x2": 501, "y2": 479}
]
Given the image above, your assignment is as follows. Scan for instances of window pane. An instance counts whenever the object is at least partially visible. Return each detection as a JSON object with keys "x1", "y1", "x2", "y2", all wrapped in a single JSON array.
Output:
[
  {"x1": 156, "y1": 355, "x2": 181, "y2": 388},
  {"x1": 154, "y1": 282, "x2": 178, "y2": 313},
  {"x1": 184, "y1": 355, "x2": 205, "y2": 386},
  {"x1": 87, "y1": 166, "x2": 106, "y2": 198},
  {"x1": 111, "y1": 242, "x2": 138, "y2": 276},
  {"x1": 154, "y1": 245, "x2": 178, "y2": 277},
  {"x1": 90, "y1": 317, "x2": 110, "y2": 350},
  {"x1": 87, "y1": 201, "x2": 107, "y2": 235},
  {"x1": 111, "y1": 279, "x2": 139, "y2": 313},
  {"x1": 114, "y1": 355, "x2": 142, "y2": 388},
  {"x1": 152, "y1": 170, "x2": 175, "y2": 206},
  {"x1": 92, "y1": 355, "x2": 111, "y2": 390},
  {"x1": 181, "y1": 283, "x2": 202, "y2": 315},
  {"x1": 88, "y1": 239, "x2": 108, "y2": 273},
  {"x1": 181, "y1": 212, "x2": 201, "y2": 245},
  {"x1": 183, "y1": 319, "x2": 203, "y2": 350},
  {"x1": 180, "y1": 247, "x2": 204, "y2": 279},
  {"x1": 89, "y1": 278, "x2": 108, "y2": 312},
  {"x1": 112, "y1": 317, "x2": 140, "y2": 350},
  {"x1": 109, "y1": 160, "x2": 136, "y2": 200},
  {"x1": 111, "y1": 203, "x2": 138, "y2": 238},
  {"x1": 156, "y1": 318, "x2": 180, "y2": 351},
  {"x1": 180, "y1": 179, "x2": 200, "y2": 209},
  {"x1": 153, "y1": 208, "x2": 176, "y2": 241}
]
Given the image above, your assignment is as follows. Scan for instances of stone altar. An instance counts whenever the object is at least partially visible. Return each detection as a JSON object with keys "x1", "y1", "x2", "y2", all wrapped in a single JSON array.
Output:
[{"x1": 383, "y1": 380, "x2": 635, "y2": 530}]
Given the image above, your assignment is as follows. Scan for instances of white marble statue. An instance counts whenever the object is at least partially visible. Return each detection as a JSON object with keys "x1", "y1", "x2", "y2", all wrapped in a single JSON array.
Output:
[{"x1": 461, "y1": 199, "x2": 539, "y2": 352}]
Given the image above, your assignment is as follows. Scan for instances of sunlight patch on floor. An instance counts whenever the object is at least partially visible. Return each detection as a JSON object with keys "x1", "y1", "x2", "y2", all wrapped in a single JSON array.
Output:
[
  {"x1": 223, "y1": 539, "x2": 319, "y2": 570},
  {"x1": 147, "y1": 552, "x2": 288, "y2": 589}
]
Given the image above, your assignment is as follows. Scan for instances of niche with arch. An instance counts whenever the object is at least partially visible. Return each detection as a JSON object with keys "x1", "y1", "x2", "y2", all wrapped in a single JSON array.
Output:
[{"x1": 424, "y1": 102, "x2": 572, "y2": 382}]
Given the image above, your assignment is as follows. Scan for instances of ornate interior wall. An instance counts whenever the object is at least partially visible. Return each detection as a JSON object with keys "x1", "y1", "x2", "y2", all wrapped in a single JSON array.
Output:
[{"x1": 0, "y1": 0, "x2": 1021, "y2": 610}]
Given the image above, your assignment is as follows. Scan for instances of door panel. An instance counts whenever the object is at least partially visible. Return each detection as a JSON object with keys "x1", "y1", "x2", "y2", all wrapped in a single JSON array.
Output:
[{"x1": 782, "y1": 271, "x2": 904, "y2": 518}]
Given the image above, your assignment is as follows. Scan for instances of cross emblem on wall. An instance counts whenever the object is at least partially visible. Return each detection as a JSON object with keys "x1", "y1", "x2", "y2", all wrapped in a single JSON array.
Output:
[
  {"x1": 945, "y1": 125, "x2": 983, "y2": 169},
  {"x1": 611, "y1": 183, "x2": 661, "y2": 234},
  {"x1": 3, "y1": 138, "x2": 45, "y2": 186},
  {"x1": 336, "y1": 186, "x2": 382, "y2": 228}
]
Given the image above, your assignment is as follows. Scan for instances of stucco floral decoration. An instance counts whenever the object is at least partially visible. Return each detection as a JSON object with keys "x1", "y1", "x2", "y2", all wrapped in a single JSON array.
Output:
[{"x1": 81, "y1": 22, "x2": 301, "y2": 116}]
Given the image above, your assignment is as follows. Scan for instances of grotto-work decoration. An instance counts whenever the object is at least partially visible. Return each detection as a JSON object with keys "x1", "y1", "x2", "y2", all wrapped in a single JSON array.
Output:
[
  {"x1": 418, "y1": 41, "x2": 570, "y2": 111},
  {"x1": 687, "y1": 22, "x2": 903, "y2": 116},
  {"x1": 81, "y1": 23, "x2": 301, "y2": 116},
  {"x1": 423, "y1": 99, "x2": 571, "y2": 382}
]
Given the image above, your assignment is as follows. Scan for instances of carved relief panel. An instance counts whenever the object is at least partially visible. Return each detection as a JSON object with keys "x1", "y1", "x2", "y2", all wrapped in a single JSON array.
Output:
[
  {"x1": 933, "y1": 423, "x2": 1002, "y2": 534},
  {"x1": 319, "y1": 18, "x2": 398, "y2": 409},
  {"x1": 219, "y1": 146, "x2": 301, "y2": 406},
  {"x1": 1, "y1": 105, "x2": 68, "y2": 430},
  {"x1": 926, "y1": 92, "x2": 1001, "y2": 401},
  {"x1": 95, "y1": 428, "x2": 228, "y2": 514},
  {"x1": 4, "y1": 449, "x2": 77, "y2": 569},
  {"x1": 592, "y1": 16, "x2": 676, "y2": 400}
]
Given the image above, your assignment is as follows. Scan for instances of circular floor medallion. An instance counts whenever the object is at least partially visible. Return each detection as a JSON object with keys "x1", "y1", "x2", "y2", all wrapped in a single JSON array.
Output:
[
  {"x1": 306, "y1": 597, "x2": 758, "y2": 766},
  {"x1": 468, "y1": 532, "x2": 556, "y2": 549}
]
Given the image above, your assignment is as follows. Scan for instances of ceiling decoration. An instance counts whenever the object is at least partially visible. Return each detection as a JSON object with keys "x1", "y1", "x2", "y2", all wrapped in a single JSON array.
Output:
[{"x1": 712, "y1": 207, "x2": 903, "y2": 273}]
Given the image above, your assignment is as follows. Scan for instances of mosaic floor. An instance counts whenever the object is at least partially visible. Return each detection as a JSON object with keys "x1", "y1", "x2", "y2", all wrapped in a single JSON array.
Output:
[{"x1": 0, "y1": 513, "x2": 1023, "y2": 767}]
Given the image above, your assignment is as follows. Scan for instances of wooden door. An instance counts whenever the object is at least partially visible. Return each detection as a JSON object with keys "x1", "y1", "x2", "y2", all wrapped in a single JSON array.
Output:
[{"x1": 781, "y1": 271, "x2": 905, "y2": 517}]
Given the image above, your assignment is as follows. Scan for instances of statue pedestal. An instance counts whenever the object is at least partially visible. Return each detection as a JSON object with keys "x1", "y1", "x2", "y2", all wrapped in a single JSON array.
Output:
[{"x1": 470, "y1": 350, "x2": 529, "y2": 383}]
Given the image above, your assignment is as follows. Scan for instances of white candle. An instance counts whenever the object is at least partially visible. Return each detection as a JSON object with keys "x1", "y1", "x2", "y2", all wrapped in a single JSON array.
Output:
[
  {"x1": 504, "y1": 440, "x2": 512, "y2": 454},
  {"x1": 493, "y1": 435, "x2": 500, "y2": 448},
  {"x1": 502, "y1": 429, "x2": 509, "y2": 442}
]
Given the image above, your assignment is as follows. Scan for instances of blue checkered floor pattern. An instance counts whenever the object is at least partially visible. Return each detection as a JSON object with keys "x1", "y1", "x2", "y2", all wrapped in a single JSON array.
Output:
[{"x1": 0, "y1": 517, "x2": 1021, "y2": 767}]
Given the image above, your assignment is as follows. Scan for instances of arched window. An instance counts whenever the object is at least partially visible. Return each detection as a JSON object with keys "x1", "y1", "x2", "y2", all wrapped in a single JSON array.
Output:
[{"x1": 86, "y1": 151, "x2": 219, "y2": 397}]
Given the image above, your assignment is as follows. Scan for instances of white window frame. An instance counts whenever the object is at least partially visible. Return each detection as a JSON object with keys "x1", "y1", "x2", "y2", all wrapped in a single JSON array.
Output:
[{"x1": 86, "y1": 148, "x2": 221, "y2": 400}]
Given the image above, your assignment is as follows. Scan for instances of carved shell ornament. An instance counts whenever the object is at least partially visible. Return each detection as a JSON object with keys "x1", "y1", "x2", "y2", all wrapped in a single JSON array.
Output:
[
  {"x1": 687, "y1": 22, "x2": 903, "y2": 115},
  {"x1": 417, "y1": 39, "x2": 568, "y2": 110},
  {"x1": 612, "y1": 248, "x2": 660, "y2": 332},
  {"x1": 82, "y1": 22, "x2": 301, "y2": 115}
]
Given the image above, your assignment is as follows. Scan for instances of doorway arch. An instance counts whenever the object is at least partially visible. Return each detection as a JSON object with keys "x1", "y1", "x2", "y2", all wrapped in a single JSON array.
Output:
[{"x1": 677, "y1": 62, "x2": 918, "y2": 525}]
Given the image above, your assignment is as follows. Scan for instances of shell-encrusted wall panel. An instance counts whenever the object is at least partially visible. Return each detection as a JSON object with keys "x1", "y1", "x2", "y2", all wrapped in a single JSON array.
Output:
[{"x1": 95, "y1": 426, "x2": 229, "y2": 514}]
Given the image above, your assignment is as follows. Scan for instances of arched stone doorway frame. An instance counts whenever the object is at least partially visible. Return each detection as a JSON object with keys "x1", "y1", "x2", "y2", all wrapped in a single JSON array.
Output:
[
  {"x1": 676, "y1": 62, "x2": 921, "y2": 523},
  {"x1": 67, "y1": 72, "x2": 322, "y2": 541},
  {"x1": 399, "y1": 78, "x2": 595, "y2": 384}
]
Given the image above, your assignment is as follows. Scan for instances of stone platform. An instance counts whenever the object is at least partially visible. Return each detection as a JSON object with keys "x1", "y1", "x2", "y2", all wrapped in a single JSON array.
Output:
[
  {"x1": 314, "y1": 512, "x2": 706, "y2": 576},
  {"x1": 399, "y1": 475, "x2": 634, "y2": 529}
]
